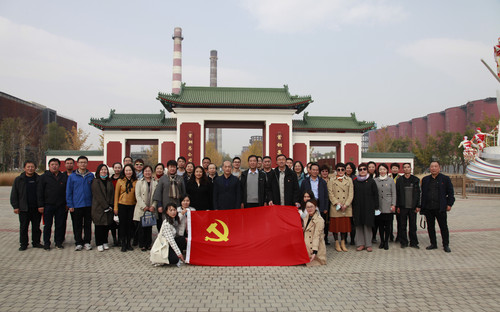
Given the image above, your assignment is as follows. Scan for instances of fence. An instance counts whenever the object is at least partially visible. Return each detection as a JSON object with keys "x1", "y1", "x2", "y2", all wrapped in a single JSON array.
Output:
[{"x1": 451, "y1": 175, "x2": 500, "y2": 198}]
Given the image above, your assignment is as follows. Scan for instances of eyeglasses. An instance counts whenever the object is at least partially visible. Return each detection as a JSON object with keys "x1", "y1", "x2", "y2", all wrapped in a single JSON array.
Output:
[
  {"x1": 337, "y1": 168, "x2": 345, "y2": 172},
  {"x1": 359, "y1": 168, "x2": 367, "y2": 171},
  {"x1": 135, "y1": 163, "x2": 144, "y2": 166}
]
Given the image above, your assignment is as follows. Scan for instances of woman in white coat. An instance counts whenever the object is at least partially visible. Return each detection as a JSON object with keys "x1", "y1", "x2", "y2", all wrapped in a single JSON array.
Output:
[{"x1": 134, "y1": 165, "x2": 159, "y2": 251}]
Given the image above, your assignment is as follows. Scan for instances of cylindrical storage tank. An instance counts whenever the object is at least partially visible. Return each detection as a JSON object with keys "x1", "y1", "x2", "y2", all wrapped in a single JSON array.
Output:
[
  {"x1": 411, "y1": 117, "x2": 427, "y2": 144},
  {"x1": 466, "y1": 99, "x2": 500, "y2": 124},
  {"x1": 445, "y1": 106, "x2": 466, "y2": 133},
  {"x1": 427, "y1": 112, "x2": 445, "y2": 136},
  {"x1": 398, "y1": 121, "x2": 412, "y2": 139},
  {"x1": 387, "y1": 125, "x2": 399, "y2": 138}
]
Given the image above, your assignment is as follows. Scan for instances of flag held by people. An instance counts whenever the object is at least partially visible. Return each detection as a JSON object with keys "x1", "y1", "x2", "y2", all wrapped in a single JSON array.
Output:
[{"x1": 186, "y1": 205, "x2": 309, "y2": 266}]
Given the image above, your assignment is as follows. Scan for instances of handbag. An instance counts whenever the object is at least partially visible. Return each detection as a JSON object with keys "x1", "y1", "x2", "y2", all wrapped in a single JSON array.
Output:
[{"x1": 141, "y1": 211, "x2": 157, "y2": 227}]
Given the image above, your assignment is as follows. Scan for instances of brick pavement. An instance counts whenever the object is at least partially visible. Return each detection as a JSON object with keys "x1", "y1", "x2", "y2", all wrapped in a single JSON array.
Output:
[{"x1": 0, "y1": 186, "x2": 499, "y2": 312}]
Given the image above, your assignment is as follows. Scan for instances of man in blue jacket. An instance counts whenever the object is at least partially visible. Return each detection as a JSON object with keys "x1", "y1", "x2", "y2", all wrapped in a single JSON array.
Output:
[
  {"x1": 419, "y1": 160, "x2": 455, "y2": 253},
  {"x1": 66, "y1": 156, "x2": 94, "y2": 251}
]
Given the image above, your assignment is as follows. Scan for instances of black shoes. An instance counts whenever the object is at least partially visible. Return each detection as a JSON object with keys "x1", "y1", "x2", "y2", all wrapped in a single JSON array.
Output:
[
  {"x1": 56, "y1": 244, "x2": 64, "y2": 249},
  {"x1": 44, "y1": 244, "x2": 50, "y2": 251},
  {"x1": 410, "y1": 244, "x2": 420, "y2": 249},
  {"x1": 384, "y1": 242, "x2": 389, "y2": 250},
  {"x1": 121, "y1": 245, "x2": 127, "y2": 252},
  {"x1": 32, "y1": 243, "x2": 43, "y2": 249},
  {"x1": 426, "y1": 244, "x2": 438, "y2": 250},
  {"x1": 379, "y1": 243, "x2": 384, "y2": 249},
  {"x1": 19, "y1": 246, "x2": 27, "y2": 251},
  {"x1": 444, "y1": 246, "x2": 451, "y2": 253}
]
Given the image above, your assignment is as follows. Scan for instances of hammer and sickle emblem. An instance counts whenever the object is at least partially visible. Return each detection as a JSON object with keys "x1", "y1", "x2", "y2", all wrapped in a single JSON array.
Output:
[{"x1": 205, "y1": 219, "x2": 229, "y2": 242}]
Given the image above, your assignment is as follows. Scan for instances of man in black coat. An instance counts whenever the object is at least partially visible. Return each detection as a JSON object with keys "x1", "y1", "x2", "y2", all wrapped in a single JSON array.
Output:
[
  {"x1": 395, "y1": 162, "x2": 421, "y2": 249},
  {"x1": 37, "y1": 158, "x2": 68, "y2": 250},
  {"x1": 213, "y1": 161, "x2": 241, "y2": 210},
  {"x1": 269, "y1": 154, "x2": 300, "y2": 207},
  {"x1": 420, "y1": 160, "x2": 455, "y2": 252},
  {"x1": 240, "y1": 155, "x2": 271, "y2": 208},
  {"x1": 10, "y1": 161, "x2": 42, "y2": 251}
]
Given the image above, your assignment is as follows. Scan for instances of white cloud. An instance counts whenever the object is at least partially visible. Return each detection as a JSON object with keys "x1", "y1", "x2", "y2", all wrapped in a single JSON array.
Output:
[
  {"x1": 398, "y1": 38, "x2": 494, "y2": 81},
  {"x1": 240, "y1": 0, "x2": 405, "y2": 33}
]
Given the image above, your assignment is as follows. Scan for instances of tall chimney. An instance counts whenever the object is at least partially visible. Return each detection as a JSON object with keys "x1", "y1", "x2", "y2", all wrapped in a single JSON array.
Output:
[
  {"x1": 172, "y1": 27, "x2": 183, "y2": 94},
  {"x1": 210, "y1": 50, "x2": 218, "y2": 87}
]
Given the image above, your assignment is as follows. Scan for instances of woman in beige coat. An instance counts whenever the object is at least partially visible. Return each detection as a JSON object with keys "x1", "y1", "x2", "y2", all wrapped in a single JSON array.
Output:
[
  {"x1": 303, "y1": 199, "x2": 327, "y2": 266},
  {"x1": 134, "y1": 165, "x2": 159, "y2": 251},
  {"x1": 327, "y1": 162, "x2": 354, "y2": 252}
]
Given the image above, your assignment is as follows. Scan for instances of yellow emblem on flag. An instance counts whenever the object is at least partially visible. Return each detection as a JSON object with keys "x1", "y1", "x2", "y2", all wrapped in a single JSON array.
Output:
[{"x1": 205, "y1": 219, "x2": 229, "y2": 242}]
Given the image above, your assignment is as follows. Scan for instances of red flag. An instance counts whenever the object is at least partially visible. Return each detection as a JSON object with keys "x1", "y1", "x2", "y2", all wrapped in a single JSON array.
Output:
[{"x1": 186, "y1": 205, "x2": 310, "y2": 266}]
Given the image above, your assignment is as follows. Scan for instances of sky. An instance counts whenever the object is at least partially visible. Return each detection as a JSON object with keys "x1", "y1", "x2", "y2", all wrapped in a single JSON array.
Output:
[{"x1": 1, "y1": 0, "x2": 499, "y2": 155}]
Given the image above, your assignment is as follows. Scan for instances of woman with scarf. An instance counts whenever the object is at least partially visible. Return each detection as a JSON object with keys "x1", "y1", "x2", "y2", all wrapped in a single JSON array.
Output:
[
  {"x1": 134, "y1": 165, "x2": 159, "y2": 251},
  {"x1": 91, "y1": 164, "x2": 114, "y2": 252},
  {"x1": 352, "y1": 163, "x2": 379, "y2": 252},
  {"x1": 114, "y1": 164, "x2": 137, "y2": 252}
]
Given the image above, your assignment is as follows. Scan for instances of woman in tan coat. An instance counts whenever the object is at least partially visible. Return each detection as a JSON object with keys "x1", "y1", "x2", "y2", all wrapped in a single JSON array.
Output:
[
  {"x1": 303, "y1": 199, "x2": 326, "y2": 266},
  {"x1": 327, "y1": 162, "x2": 354, "y2": 252},
  {"x1": 114, "y1": 164, "x2": 137, "y2": 252}
]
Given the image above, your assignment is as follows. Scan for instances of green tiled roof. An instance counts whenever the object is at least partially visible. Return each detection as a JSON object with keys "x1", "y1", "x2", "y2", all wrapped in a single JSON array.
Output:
[
  {"x1": 362, "y1": 152, "x2": 415, "y2": 158},
  {"x1": 157, "y1": 84, "x2": 312, "y2": 114},
  {"x1": 89, "y1": 110, "x2": 176, "y2": 130},
  {"x1": 46, "y1": 150, "x2": 104, "y2": 156},
  {"x1": 293, "y1": 112, "x2": 375, "y2": 132}
]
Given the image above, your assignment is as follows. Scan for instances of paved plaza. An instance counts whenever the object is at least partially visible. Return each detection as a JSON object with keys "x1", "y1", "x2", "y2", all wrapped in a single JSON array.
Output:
[{"x1": 0, "y1": 186, "x2": 499, "y2": 312}]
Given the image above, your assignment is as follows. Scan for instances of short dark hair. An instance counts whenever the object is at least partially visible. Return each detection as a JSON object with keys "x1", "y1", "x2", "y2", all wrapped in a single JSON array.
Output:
[
  {"x1": 286, "y1": 157, "x2": 293, "y2": 162},
  {"x1": 335, "y1": 162, "x2": 346, "y2": 170},
  {"x1": 166, "y1": 160, "x2": 177, "y2": 168},
  {"x1": 257, "y1": 156, "x2": 263, "y2": 161},
  {"x1": 305, "y1": 199, "x2": 318, "y2": 208},
  {"x1": 247, "y1": 154, "x2": 257, "y2": 162},
  {"x1": 377, "y1": 163, "x2": 389, "y2": 174},
  {"x1": 77, "y1": 155, "x2": 88, "y2": 162},
  {"x1": 177, "y1": 156, "x2": 186, "y2": 162},
  {"x1": 65, "y1": 158, "x2": 74, "y2": 163},
  {"x1": 112, "y1": 162, "x2": 122, "y2": 168},
  {"x1": 232, "y1": 156, "x2": 241, "y2": 162},
  {"x1": 154, "y1": 163, "x2": 165, "y2": 170},
  {"x1": 123, "y1": 156, "x2": 133, "y2": 162},
  {"x1": 390, "y1": 163, "x2": 400, "y2": 169},
  {"x1": 263, "y1": 156, "x2": 272, "y2": 161},
  {"x1": 23, "y1": 160, "x2": 36, "y2": 168},
  {"x1": 143, "y1": 165, "x2": 153, "y2": 174},
  {"x1": 430, "y1": 160, "x2": 440, "y2": 166},
  {"x1": 319, "y1": 164, "x2": 330, "y2": 173},
  {"x1": 48, "y1": 158, "x2": 60, "y2": 165},
  {"x1": 202, "y1": 157, "x2": 211, "y2": 162},
  {"x1": 358, "y1": 163, "x2": 368, "y2": 170},
  {"x1": 276, "y1": 154, "x2": 286, "y2": 160},
  {"x1": 402, "y1": 162, "x2": 411, "y2": 168},
  {"x1": 134, "y1": 159, "x2": 144, "y2": 165},
  {"x1": 367, "y1": 161, "x2": 376, "y2": 167}
]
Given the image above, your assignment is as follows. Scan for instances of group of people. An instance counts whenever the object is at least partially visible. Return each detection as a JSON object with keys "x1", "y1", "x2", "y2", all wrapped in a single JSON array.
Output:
[{"x1": 10, "y1": 153, "x2": 455, "y2": 267}]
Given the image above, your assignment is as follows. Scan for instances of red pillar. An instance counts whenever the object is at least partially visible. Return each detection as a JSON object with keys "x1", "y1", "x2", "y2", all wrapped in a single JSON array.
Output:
[
  {"x1": 161, "y1": 142, "x2": 176, "y2": 164},
  {"x1": 268, "y1": 124, "x2": 290, "y2": 158},
  {"x1": 293, "y1": 143, "x2": 307, "y2": 165},
  {"x1": 180, "y1": 122, "x2": 201, "y2": 165},
  {"x1": 107, "y1": 141, "x2": 122, "y2": 166},
  {"x1": 344, "y1": 143, "x2": 359, "y2": 165}
]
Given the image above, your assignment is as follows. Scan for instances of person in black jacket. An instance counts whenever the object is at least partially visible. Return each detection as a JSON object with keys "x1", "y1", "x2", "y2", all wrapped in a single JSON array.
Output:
[
  {"x1": 240, "y1": 155, "x2": 271, "y2": 208},
  {"x1": 269, "y1": 154, "x2": 300, "y2": 207},
  {"x1": 420, "y1": 161, "x2": 455, "y2": 252},
  {"x1": 395, "y1": 163, "x2": 421, "y2": 249},
  {"x1": 186, "y1": 166, "x2": 213, "y2": 210},
  {"x1": 10, "y1": 161, "x2": 42, "y2": 251},
  {"x1": 213, "y1": 161, "x2": 241, "y2": 210},
  {"x1": 37, "y1": 158, "x2": 68, "y2": 250}
]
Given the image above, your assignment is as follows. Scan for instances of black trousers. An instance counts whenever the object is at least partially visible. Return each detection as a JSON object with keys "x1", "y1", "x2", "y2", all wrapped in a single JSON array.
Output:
[
  {"x1": 244, "y1": 203, "x2": 260, "y2": 208},
  {"x1": 399, "y1": 208, "x2": 419, "y2": 246},
  {"x1": 43, "y1": 204, "x2": 66, "y2": 246},
  {"x1": 168, "y1": 236, "x2": 187, "y2": 264},
  {"x1": 426, "y1": 209, "x2": 449, "y2": 247},
  {"x1": 70, "y1": 207, "x2": 92, "y2": 246},
  {"x1": 375, "y1": 214, "x2": 392, "y2": 243},
  {"x1": 19, "y1": 207, "x2": 42, "y2": 247},
  {"x1": 118, "y1": 204, "x2": 135, "y2": 246},
  {"x1": 95, "y1": 225, "x2": 109, "y2": 246},
  {"x1": 139, "y1": 224, "x2": 153, "y2": 248},
  {"x1": 321, "y1": 211, "x2": 329, "y2": 242}
]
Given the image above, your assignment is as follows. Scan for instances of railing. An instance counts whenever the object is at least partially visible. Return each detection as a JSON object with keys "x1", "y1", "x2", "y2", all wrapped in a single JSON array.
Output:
[{"x1": 451, "y1": 175, "x2": 500, "y2": 197}]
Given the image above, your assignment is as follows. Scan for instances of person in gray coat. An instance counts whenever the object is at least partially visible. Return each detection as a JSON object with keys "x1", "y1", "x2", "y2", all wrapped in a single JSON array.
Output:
[
  {"x1": 374, "y1": 163, "x2": 396, "y2": 250},
  {"x1": 153, "y1": 160, "x2": 186, "y2": 219}
]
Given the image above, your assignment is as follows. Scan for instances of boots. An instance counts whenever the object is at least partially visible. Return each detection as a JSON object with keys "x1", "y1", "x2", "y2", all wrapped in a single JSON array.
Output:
[
  {"x1": 340, "y1": 240, "x2": 348, "y2": 252},
  {"x1": 335, "y1": 240, "x2": 342, "y2": 252}
]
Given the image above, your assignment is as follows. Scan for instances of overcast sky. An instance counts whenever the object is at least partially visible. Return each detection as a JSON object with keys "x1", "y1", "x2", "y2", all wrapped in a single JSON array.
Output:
[{"x1": 1, "y1": 0, "x2": 499, "y2": 154}]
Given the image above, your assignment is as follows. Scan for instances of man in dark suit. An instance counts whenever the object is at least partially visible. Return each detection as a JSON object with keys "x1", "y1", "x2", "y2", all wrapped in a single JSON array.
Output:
[
  {"x1": 419, "y1": 160, "x2": 455, "y2": 252},
  {"x1": 213, "y1": 161, "x2": 241, "y2": 210},
  {"x1": 269, "y1": 154, "x2": 300, "y2": 207},
  {"x1": 300, "y1": 162, "x2": 329, "y2": 243},
  {"x1": 240, "y1": 155, "x2": 271, "y2": 208}
]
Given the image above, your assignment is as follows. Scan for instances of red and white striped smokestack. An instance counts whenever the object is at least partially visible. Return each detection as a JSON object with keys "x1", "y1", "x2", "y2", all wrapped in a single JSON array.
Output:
[
  {"x1": 172, "y1": 27, "x2": 183, "y2": 94},
  {"x1": 210, "y1": 50, "x2": 217, "y2": 87}
]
